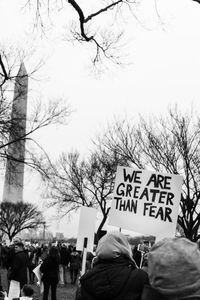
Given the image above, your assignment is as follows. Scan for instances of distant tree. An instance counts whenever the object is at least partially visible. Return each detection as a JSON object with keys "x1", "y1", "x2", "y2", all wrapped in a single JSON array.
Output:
[
  {"x1": 0, "y1": 201, "x2": 44, "y2": 241},
  {"x1": 38, "y1": 106, "x2": 200, "y2": 241},
  {"x1": 40, "y1": 148, "x2": 129, "y2": 237},
  {"x1": 100, "y1": 107, "x2": 200, "y2": 241}
]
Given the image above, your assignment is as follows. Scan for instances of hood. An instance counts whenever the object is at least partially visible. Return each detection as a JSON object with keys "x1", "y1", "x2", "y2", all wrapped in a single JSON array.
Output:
[
  {"x1": 148, "y1": 237, "x2": 200, "y2": 299},
  {"x1": 96, "y1": 231, "x2": 133, "y2": 261}
]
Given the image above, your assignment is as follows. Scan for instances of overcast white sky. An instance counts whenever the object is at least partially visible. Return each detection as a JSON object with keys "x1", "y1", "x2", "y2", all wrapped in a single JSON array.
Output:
[{"x1": 1, "y1": 0, "x2": 200, "y2": 238}]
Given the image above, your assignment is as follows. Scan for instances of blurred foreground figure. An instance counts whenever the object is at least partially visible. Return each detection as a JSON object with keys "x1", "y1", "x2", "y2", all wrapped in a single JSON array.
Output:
[
  {"x1": 13, "y1": 284, "x2": 34, "y2": 300},
  {"x1": 141, "y1": 237, "x2": 200, "y2": 300},
  {"x1": 76, "y1": 231, "x2": 148, "y2": 300}
]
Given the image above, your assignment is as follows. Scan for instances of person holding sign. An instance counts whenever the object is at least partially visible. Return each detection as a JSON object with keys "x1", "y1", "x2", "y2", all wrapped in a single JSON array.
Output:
[
  {"x1": 76, "y1": 231, "x2": 148, "y2": 300},
  {"x1": 141, "y1": 237, "x2": 200, "y2": 300}
]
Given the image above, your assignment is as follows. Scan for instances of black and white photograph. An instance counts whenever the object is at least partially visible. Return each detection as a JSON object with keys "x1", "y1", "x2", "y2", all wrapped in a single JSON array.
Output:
[{"x1": 1, "y1": 1, "x2": 200, "y2": 300}]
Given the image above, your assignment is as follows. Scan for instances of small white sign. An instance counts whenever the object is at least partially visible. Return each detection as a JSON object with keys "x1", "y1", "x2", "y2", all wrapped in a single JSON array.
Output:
[
  {"x1": 33, "y1": 264, "x2": 44, "y2": 293},
  {"x1": 76, "y1": 206, "x2": 97, "y2": 252},
  {"x1": 109, "y1": 166, "x2": 183, "y2": 239},
  {"x1": 8, "y1": 280, "x2": 20, "y2": 300}
]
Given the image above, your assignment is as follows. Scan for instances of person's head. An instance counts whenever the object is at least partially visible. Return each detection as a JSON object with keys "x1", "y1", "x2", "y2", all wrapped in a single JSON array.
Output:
[
  {"x1": 21, "y1": 285, "x2": 34, "y2": 297},
  {"x1": 147, "y1": 237, "x2": 200, "y2": 299},
  {"x1": 13, "y1": 237, "x2": 22, "y2": 244},
  {"x1": 68, "y1": 245, "x2": 74, "y2": 252},
  {"x1": 49, "y1": 246, "x2": 59, "y2": 258},
  {"x1": 14, "y1": 241, "x2": 24, "y2": 253},
  {"x1": 96, "y1": 231, "x2": 133, "y2": 261}
]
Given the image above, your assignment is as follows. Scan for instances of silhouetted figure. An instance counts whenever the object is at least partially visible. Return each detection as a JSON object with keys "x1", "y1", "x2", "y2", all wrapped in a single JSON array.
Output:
[
  {"x1": 69, "y1": 247, "x2": 81, "y2": 285},
  {"x1": 8, "y1": 242, "x2": 30, "y2": 289},
  {"x1": 40, "y1": 246, "x2": 60, "y2": 300},
  {"x1": 59, "y1": 243, "x2": 70, "y2": 285}
]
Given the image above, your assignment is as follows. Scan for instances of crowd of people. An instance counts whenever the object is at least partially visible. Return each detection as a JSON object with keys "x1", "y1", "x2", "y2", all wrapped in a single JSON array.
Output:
[
  {"x1": 1, "y1": 232, "x2": 200, "y2": 300},
  {"x1": 0, "y1": 240, "x2": 83, "y2": 300},
  {"x1": 75, "y1": 232, "x2": 200, "y2": 300}
]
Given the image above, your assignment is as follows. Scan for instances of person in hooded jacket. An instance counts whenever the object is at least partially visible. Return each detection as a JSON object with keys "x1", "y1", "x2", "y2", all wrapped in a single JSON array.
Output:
[
  {"x1": 40, "y1": 246, "x2": 60, "y2": 300},
  {"x1": 76, "y1": 231, "x2": 149, "y2": 300},
  {"x1": 141, "y1": 237, "x2": 200, "y2": 300}
]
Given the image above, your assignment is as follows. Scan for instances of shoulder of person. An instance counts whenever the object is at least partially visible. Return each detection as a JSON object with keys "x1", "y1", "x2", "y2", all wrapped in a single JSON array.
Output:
[{"x1": 141, "y1": 284, "x2": 169, "y2": 300}]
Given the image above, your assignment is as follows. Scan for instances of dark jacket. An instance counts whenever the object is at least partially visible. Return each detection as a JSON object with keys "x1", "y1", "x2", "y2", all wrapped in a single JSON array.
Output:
[
  {"x1": 5, "y1": 246, "x2": 15, "y2": 270},
  {"x1": 77, "y1": 256, "x2": 149, "y2": 300},
  {"x1": 40, "y1": 255, "x2": 60, "y2": 283},
  {"x1": 69, "y1": 251, "x2": 81, "y2": 271},
  {"x1": 9, "y1": 250, "x2": 30, "y2": 287},
  {"x1": 60, "y1": 246, "x2": 70, "y2": 266}
]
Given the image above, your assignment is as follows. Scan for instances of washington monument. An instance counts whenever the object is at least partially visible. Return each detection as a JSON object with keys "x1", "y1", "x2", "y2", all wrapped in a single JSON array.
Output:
[{"x1": 2, "y1": 62, "x2": 28, "y2": 203}]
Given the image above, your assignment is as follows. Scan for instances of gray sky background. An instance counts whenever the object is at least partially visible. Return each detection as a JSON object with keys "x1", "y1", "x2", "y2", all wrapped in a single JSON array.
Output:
[{"x1": 0, "y1": 0, "x2": 200, "y2": 237}]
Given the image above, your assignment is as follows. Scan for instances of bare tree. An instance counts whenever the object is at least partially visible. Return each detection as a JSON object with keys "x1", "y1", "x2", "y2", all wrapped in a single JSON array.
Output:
[
  {"x1": 40, "y1": 148, "x2": 129, "y2": 236},
  {"x1": 24, "y1": 0, "x2": 142, "y2": 67},
  {"x1": 67, "y1": 0, "x2": 129, "y2": 65},
  {"x1": 0, "y1": 201, "x2": 44, "y2": 241},
  {"x1": 24, "y1": 0, "x2": 200, "y2": 68},
  {"x1": 99, "y1": 107, "x2": 200, "y2": 241},
  {"x1": 38, "y1": 106, "x2": 200, "y2": 241}
]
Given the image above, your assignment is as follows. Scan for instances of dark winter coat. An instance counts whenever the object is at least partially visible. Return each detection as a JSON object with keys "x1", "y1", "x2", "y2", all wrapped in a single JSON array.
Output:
[
  {"x1": 5, "y1": 246, "x2": 15, "y2": 270},
  {"x1": 60, "y1": 246, "x2": 70, "y2": 266},
  {"x1": 76, "y1": 256, "x2": 149, "y2": 300},
  {"x1": 40, "y1": 255, "x2": 60, "y2": 283},
  {"x1": 8, "y1": 250, "x2": 30, "y2": 287},
  {"x1": 69, "y1": 251, "x2": 81, "y2": 271}
]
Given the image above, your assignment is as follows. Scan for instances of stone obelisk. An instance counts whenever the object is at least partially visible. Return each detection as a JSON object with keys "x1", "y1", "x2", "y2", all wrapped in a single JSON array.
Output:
[{"x1": 2, "y1": 62, "x2": 28, "y2": 203}]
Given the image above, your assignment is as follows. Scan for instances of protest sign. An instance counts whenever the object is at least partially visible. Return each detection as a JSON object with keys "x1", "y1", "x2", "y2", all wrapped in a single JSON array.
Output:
[
  {"x1": 76, "y1": 206, "x2": 97, "y2": 253},
  {"x1": 33, "y1": 264, "x2": 44, "y2": 293},
  {"x1": 109, "y1": 166, "x2": 183, "y2": 239},
  {"x1": 8, "y1": 280, "x2": 20, "y2": 300}
]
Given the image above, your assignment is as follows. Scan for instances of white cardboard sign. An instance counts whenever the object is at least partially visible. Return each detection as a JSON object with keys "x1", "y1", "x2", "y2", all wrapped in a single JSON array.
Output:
[
  {"x1": 76, "y1": 206, "x2": 97, "y2": 252},
  {"x1": 8, "y1": 280, "x2": 20, "y2": 300},
  {"x1": 109, "y1": 166, "x2": 183, "y2": 239},
  {"x1": 33, "y1": 264, "x2": 44, "y2": 293}
]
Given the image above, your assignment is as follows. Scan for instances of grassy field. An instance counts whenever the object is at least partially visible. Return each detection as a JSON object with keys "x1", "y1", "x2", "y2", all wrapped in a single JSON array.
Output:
[{"x1": 1, "y1": 268, "x2": 77, "y2": 300}]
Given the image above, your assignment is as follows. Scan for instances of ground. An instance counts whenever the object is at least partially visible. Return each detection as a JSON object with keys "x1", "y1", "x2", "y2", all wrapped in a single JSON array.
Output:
[{"x1": 1, "y1": 268, "x2": 77, "y2": 300}]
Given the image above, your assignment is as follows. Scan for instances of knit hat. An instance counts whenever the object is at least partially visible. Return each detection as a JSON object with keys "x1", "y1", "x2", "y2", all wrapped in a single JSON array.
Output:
[
  {"x1": 148, "y1": 237, "x2": 200, "y2": 299},
  {"x1": 96, "y1": 231, "x2": 133, "y2": 260}
]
